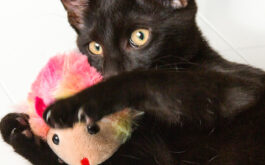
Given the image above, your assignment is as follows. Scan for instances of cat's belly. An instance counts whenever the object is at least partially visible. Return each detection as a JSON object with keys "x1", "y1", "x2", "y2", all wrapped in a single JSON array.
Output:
[{"x1": 105, "y1": 102, "x2": 265, "y2": 165}]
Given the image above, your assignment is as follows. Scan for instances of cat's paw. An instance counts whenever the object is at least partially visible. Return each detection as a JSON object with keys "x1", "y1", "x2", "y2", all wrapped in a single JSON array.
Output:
[
  {"x1": 43, "y1": 97, "x2": 101, "y2": 134},
  {"x1": 0, "y1": 113, "x2": 35, "y2": 145},
  {"x1": 43, "y1": 97, "x2": 80, "y2": 128}
]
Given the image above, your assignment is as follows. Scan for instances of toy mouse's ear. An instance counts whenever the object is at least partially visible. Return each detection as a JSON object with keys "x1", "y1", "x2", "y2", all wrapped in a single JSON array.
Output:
[
  {"x1": 35, "y1": 97, "x2": 47, "y2": 118},
  {"x1": 61, "y1": 0, "x2": 89, "y2": 33}
]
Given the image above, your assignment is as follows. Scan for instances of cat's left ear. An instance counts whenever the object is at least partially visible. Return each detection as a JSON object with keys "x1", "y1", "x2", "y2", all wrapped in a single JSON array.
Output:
[{"x1": 159, "y1": 0, "x2": 189, "y2": 9}]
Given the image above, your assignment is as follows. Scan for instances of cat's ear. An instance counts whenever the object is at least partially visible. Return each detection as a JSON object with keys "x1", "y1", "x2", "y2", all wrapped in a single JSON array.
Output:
[
  {"x1": 61, "y1": 0, "x2": 89, "y2": 32},
  {"x1": 158, "y1": 0, "x2": 189, "y2": 9}
]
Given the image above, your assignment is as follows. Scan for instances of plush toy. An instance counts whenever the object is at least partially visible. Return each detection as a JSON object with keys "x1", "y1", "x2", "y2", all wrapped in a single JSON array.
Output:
[{"x1": 16, "y1": 51, "x2": 140, "y2": 165}]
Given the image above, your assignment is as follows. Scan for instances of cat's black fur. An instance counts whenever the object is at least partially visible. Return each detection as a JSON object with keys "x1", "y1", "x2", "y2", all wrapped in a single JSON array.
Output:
[{"x1": 1, "y1": 0, "x2": 265, "y2": 164}]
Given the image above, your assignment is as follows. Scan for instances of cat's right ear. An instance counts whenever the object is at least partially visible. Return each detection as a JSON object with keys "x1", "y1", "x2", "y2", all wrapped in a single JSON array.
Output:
[{"x1": 61, "y1": 0, "x2": 89, "y2": 33}]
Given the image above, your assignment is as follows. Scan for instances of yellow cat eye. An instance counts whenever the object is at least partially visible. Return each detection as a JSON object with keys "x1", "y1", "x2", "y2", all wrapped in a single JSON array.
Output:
[
  {"x1": 88, "y1": 41, "x2": 103, "y2": 55},
  {"x1": 130, "y1": 29, "x2": 150, "y2": 48}
]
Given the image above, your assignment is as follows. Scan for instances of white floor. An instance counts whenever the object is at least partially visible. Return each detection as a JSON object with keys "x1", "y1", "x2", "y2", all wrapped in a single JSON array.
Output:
[{"x1": 0, "y1": 0, "x2": 264, "y2": 164}]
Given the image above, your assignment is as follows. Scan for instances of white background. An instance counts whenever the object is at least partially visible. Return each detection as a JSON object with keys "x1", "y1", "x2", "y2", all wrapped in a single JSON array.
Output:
[{"x1": 0, "y1": 0, "x2": 265, "y2": 164}]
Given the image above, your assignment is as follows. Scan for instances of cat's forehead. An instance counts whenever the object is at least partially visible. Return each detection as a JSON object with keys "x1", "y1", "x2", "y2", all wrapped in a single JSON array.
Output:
[
  {"x1": 87, "y1": 0, "x2": 157, "y2": 16},
  {"x1": 89, "y1": 0, "x2": 133, "y2": 11},
  {"x1": 82, "y1": 0, "x2": 153, "y2": 31},
  {"x1": 85, "y1": 0, "x2": 167, "y2": 27}
]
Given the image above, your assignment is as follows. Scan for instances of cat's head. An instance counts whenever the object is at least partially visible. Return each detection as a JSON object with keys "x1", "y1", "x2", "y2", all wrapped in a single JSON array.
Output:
[{"x1": 61, "y1": 0, "x2": 199, "y2": 78}]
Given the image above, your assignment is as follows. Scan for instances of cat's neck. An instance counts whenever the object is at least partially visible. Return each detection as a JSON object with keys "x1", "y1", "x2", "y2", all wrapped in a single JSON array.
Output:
[{"x1": 151, "y1": 28, "x2": 225, "y2": 71}]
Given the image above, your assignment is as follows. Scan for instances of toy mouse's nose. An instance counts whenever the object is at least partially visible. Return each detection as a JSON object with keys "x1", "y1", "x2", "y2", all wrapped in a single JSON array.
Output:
[
  {"x1": 81, "y1": 158, "x2": 90, "y2": 165},
  {"x1": 87, "y1": 123, "x2": 100, "y2": 135}
]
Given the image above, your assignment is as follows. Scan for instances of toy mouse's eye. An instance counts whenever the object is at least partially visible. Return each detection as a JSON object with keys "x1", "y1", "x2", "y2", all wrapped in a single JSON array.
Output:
[
  {"x1": 52, "y1": 134, "x2": 60, "y2": 145},
  {"x1": 129, "y1": 28, "x2": 150, "y2": 48},
  {"x1": 88, "y1": 41, "x2": 103, "y2": 56}
]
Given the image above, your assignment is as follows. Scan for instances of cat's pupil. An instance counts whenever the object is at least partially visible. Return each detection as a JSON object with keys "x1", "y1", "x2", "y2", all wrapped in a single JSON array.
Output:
[
  {"x1": 95, "y1": 43, "x2": 101, "y2": 51},
  {"x1": 137, "y1": 31, "x2": 145, "y2": 40}
]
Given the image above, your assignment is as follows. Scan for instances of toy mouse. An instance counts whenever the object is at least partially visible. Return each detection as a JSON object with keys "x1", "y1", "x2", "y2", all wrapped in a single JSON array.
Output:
[{"x1": 2, "y1": 51, "x2": 142, "y2": 165}]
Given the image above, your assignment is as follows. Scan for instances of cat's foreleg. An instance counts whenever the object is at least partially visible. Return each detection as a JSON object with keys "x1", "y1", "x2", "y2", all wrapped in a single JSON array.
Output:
[{"x1": 43, "y1": 70, "x2": 264, "y2": 129}]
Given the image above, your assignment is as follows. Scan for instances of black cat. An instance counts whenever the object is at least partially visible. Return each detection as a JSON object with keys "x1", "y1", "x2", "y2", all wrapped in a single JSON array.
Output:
[{"x1": 1, "y1": 0, "x2": 265, "y2": 164}]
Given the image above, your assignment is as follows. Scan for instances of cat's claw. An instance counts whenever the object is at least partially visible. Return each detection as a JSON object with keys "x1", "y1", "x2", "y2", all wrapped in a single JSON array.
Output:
[
  {"x1": 43, "y1": 97, "x2": 102, "y2": 133},
  {"x1": 43, "y1": 98, "x2": 82, "y2": 128},
  {"x1": 0, "y1": 113, "x2": 33, "y2": 144}
]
